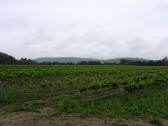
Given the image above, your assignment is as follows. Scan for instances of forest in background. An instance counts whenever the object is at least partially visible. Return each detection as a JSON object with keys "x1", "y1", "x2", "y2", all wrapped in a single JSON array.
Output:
[{"x1": 0, "y1": 52, "x2": 168, "y2": 66}]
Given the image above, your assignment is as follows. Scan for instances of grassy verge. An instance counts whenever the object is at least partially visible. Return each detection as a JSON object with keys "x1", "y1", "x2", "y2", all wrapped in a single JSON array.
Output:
[
  {"x1": 58, "y1": 85, "x2": 168, "y2": 118},
  {"x1": 2, "y1": 84, "x2": 168, "y2": 120}
]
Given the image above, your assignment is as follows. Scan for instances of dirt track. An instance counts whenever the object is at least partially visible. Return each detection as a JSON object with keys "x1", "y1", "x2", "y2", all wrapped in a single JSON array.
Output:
[{"x1": 0, "y1": 108, "x2": 168, "y2": 126}]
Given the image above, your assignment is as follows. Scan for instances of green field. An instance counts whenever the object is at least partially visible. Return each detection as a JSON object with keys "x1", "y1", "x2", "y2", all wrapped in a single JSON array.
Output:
[{"x1": 0, "y1": 65, "x2": 168, "y2": 118}]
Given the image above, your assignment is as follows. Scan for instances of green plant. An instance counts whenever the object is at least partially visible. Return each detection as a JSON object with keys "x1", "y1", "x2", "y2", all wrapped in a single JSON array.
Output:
[{"x1": 7, "y1": 103, "x2": 39, "y2": 112}]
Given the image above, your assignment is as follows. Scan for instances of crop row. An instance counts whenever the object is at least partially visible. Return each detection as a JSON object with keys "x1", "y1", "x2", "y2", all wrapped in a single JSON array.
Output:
[{"x1": 1, "y1": 65, "x2": 168, "y2": 103}]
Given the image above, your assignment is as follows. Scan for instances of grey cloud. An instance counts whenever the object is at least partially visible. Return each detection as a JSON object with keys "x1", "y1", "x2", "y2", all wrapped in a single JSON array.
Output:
[{"x1": 0, "y1": 0, "x2": 168, "y2": 59}]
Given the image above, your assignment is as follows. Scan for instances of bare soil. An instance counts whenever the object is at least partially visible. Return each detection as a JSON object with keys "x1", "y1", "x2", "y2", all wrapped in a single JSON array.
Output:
[{"x1": 0, "y1": 107, "x2": 168, "y2": 126}]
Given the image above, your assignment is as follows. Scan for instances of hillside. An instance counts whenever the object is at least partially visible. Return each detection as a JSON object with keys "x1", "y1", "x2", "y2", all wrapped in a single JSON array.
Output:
[
  {"x1": 104, "y1": 57, "x2": 148, "y2": 64},
  {"x1": 0, "y1": 52, "x2": 17, "y2": 64},
  {"x1": 34, "y1": 57, "x2": 98, "y2": 63},
  {"x1": 34, "y1": 57, "x2": 148, "y2": 64}
]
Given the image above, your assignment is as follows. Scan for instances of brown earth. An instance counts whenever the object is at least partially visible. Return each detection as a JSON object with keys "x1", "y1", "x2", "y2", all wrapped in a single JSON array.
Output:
[{"x1": 0, "y1": 107, "x2": 168, "y2": 126}]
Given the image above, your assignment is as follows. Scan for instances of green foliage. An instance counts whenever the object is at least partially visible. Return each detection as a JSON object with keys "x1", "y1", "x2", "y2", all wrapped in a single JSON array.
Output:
[
  {"x1": 1, "y1": 65, "x2": 168, "y2": 119},
  {"x1": 58, "y1": 86, "x2": 168, "y2": 118},
  {"x1": 7, "y1": 103, "x2": 39, "y2": 112},
  {"x1": 1, "y1": 65, "x2": 168, "y2": 103}
]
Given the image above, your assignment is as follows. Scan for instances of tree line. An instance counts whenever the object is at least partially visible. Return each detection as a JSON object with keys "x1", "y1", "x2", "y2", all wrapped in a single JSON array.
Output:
[
  {"x1": 0, "y1": 52, "x2": 37, "y2": 65},
  {"x1": 0, "y1": 52, "x2": 168, "y2": 66},
  {"x1": 119, "y1": 57, "x2": 168, "y2": 66}
]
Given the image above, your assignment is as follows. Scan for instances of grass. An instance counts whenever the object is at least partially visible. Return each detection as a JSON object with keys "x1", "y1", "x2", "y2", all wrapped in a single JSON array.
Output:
[
  {"x1": 112, "y1": 122, "x2": 128, "y2": 126},
  {"x1": 7, "y1": 104, "x2": 38, "y2": 112},
  {"x1": 2, "y1": 84, "x2": 168, "y2": 120},
  {"x1": 58, "y1": 85, "x2": 168, "y2": 118},
  {"x1": 5, "y1": 100, "x2": 47, "y2": 112}
]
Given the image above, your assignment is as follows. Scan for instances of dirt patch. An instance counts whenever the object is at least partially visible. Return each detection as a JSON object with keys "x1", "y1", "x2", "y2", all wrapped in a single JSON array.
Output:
[{"x1": 0, "y1": 108, "x2": 168, "y2": 126}]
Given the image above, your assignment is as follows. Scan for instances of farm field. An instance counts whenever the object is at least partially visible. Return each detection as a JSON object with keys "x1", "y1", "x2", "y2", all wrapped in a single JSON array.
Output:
[{"x1": 0, "y1": 65, "x2": 168, "y2": 126}]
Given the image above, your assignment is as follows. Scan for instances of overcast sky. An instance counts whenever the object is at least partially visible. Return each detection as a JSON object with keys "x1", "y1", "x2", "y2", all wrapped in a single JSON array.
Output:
[{"x1": 0, "y1": 0, "x2": 168, "y2": 60}]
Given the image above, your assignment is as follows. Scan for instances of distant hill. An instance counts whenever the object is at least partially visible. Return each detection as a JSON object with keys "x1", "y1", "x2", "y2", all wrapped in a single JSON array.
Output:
[
  {"x1": 34, "y1": 57, "x2": 148, "y2": 64},
  {"x1": 34, "y1": 57, "x2": 98, "y2": 63},
  {"x1": 104, "y1": 57, "x2": 148, "y2": 64}
]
